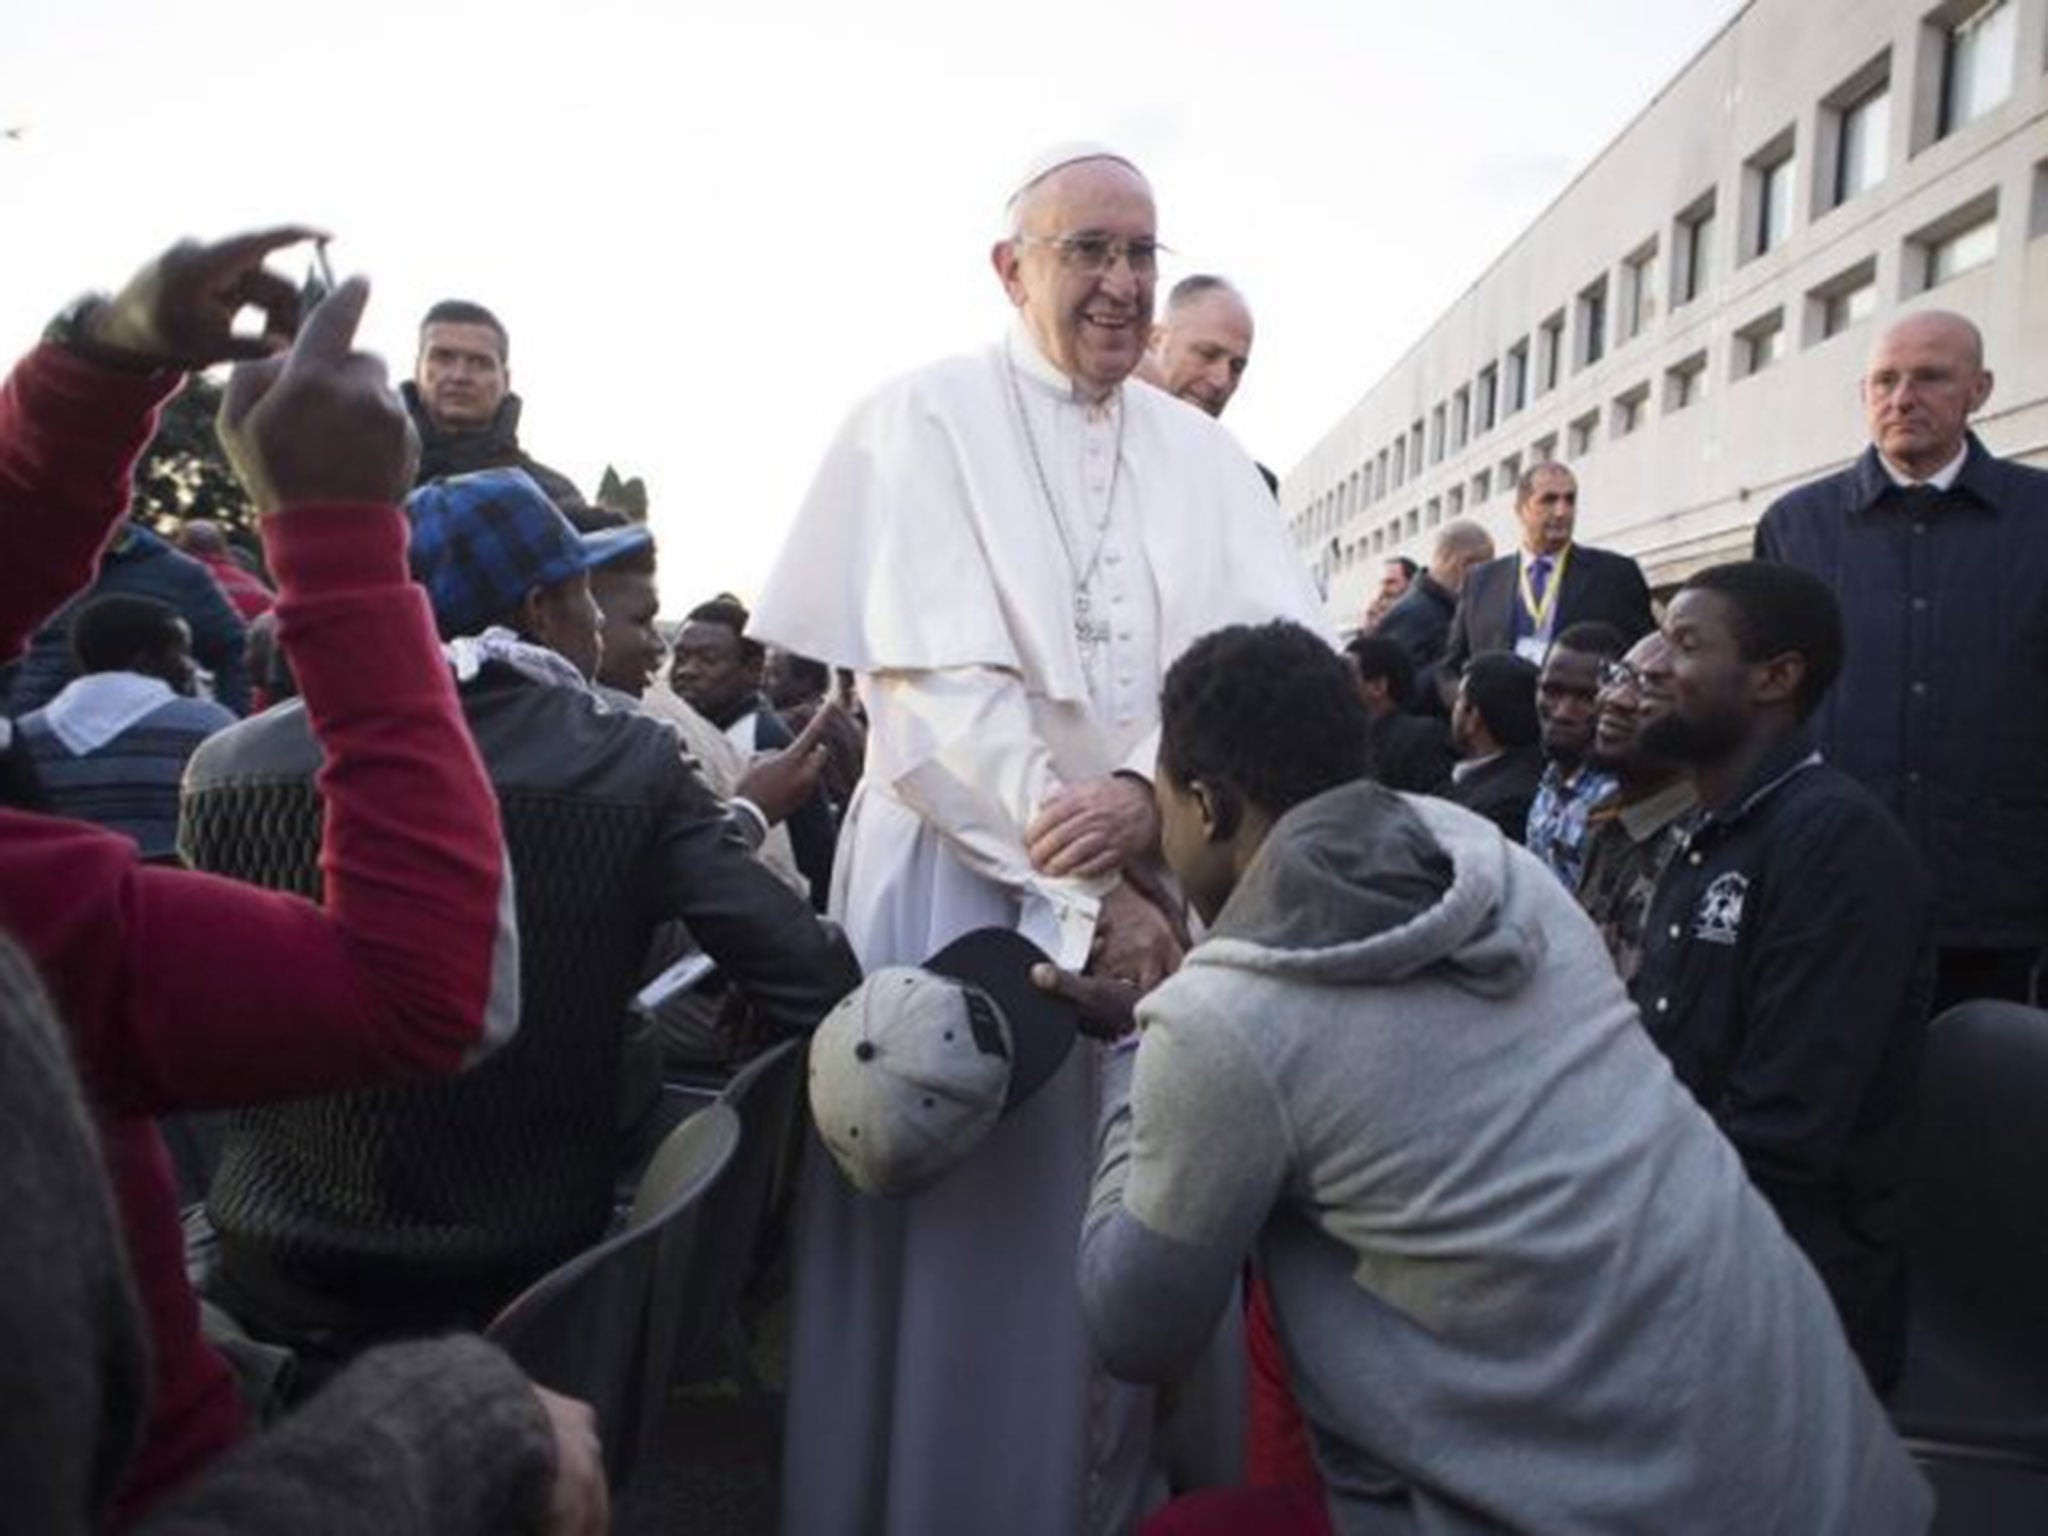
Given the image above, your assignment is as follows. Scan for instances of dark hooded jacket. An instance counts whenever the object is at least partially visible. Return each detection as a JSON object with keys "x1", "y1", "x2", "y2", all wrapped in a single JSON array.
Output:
[{"x1": 401, "y1": 382, "x2": 586, "y2": 514}]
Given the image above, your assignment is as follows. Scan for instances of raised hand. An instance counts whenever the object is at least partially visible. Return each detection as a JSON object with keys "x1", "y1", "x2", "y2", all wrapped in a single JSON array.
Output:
[
  {"x1": 216, "y1": 276, "x2": 420, "y2": 513},
  {"x1": 85, "y1": 226, "x2": 326, "y2": 369},
  {"x1": 735, "y1": 701, "x2": 838, "y2": 825}
]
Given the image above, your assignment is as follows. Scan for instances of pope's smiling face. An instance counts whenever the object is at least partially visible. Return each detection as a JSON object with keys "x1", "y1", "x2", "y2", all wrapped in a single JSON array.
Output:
[{"x1": 994, "y1": 159, "x2": 1157, "y2": 400}]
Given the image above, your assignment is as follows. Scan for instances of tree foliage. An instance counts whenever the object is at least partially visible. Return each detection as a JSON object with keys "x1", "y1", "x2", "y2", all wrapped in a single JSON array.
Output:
[
  {"x1": 596, "y1": 464, "x2": 649, "y2": 521},
  {"x1": 132, "y1": 374, "x2": 258, "y2": 549}
]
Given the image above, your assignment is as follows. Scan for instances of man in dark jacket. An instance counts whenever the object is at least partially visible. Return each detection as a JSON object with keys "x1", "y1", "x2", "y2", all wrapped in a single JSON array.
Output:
[
  {"x1": 1373, "y1": 519, "x2": 1493, "y2": 710},
  {"x1": 1444, "y1": 652, "x2": 1543, "y2": 842},
  {"x1": 183, "y1": 468, "x2": 859, "y2": 1374},
  {"x1": 1756, "y1": 309, "x2": 2047, "y2": 1011},
  {"x1": 1632, "y1": 561, "x2": 1929, "y2": 1391},
  {"x1": 7, "y1": 520, "x2": 250, "y2": 715},
  {"x1": 401, "y1": 300, "x2": 586, "y2": 513},
  {"x1": 1344, "y1": 634, "x2": 1452, "y2": 793},
  {"x1": 1440, "y1": 464, "x2": 1654, "y2": 688}
]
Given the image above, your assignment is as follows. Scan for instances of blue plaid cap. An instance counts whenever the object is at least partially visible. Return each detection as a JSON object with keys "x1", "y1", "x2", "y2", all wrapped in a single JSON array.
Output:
[{"x1": 406, "y1": 468, "x2": 652, "y2": 638}]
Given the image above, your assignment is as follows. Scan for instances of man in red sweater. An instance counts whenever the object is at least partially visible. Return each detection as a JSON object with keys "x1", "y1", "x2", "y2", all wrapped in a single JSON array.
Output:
[{"x1": 0, "y1": 231, "x2": 580, "y2": 1525}]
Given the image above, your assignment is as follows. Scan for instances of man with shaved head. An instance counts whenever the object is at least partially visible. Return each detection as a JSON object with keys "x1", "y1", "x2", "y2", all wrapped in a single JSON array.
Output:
[
  {"x1": 1139, "y1": 273, "x2": 1255, "y2": 419},
  {"x1": 1374, "y1": 517, "x2": 1495, "y2": 708},
  {"x1": 1758, "y1": 308, "x2": 2048, "y2": 1010},
  {"x1": 754, "y1": 144, "x2": 1323, "y2": 1535}
]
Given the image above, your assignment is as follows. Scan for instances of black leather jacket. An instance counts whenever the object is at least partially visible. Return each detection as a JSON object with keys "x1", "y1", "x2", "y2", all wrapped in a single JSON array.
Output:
[{"x1": 180, "y1": 663, "x2": 858, "y2": 1335}]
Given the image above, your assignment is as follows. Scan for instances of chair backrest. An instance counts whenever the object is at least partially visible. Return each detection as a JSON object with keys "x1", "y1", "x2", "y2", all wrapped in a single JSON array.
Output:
[
  {"x1": 487, "y1": 1102, "x2": 740, "y2": 1488},
  {"x1": 671, "y1": 1037, "x2": 807, "y2": 1378},
  {"x1": 1905, "y1": 1001, "x2": 2048, "y2": 1422}
]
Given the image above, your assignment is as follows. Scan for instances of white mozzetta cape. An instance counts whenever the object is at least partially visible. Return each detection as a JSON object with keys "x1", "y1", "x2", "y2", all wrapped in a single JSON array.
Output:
[{"x1": 752, "y1": 332, "x2": 1325, "y2": 969}]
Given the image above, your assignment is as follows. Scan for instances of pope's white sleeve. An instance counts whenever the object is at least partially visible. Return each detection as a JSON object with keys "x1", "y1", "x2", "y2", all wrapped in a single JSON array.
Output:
[{"x1": 865, "y1": 666, "x2": 1109, "y2": 968}]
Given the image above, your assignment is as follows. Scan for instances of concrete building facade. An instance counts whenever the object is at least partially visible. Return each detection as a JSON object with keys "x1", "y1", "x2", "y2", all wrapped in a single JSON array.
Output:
[{"x1": 1286, "y1": 0, "x2": 2048, "y2": 626}]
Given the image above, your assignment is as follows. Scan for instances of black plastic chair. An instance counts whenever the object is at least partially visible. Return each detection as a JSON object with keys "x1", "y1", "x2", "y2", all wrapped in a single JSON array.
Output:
[
  {"x1": 1892, "y1": 1000, "x2": 2048, "y2": 1530},
  {"x1": 487, "y1": 1101, "x2": 740, "y2": 1490},
  {"x1": 672, "y1": 1038, "x2": 807, "y2": 1424}
]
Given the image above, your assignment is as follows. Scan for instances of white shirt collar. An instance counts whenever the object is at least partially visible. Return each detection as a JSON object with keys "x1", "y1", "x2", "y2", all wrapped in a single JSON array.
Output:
[
  {"x1": 39, "y1": 671, "x2": 177, "y2": 755},
  {"x1": 1878, "y1": 442, "x2": 1968, "y2": 492},
  {"x1": 1451, "y1": 751, "x2": 1501, "y2": 784},
  {"x1": 1006, "y1": 321, "x2": 1122, "y2": 412}
]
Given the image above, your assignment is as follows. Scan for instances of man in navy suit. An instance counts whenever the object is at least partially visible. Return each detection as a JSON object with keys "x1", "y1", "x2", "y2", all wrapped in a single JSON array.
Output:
[{"x1": 1441, "y1": 463, "x2": 1654, "y2": 693}]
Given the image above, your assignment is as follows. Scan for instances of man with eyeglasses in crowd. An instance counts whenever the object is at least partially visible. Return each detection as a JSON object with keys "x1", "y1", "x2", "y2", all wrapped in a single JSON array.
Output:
[
  {"x1": 1757, "y1": 308, "x2": 2048, "y2": 1013},
  {"x1": 750, "y1": 143, "x2": 1322, "y2": 1536},
  {"x1": 1574, "y1": 631, "x2": 1698, "y2": 982}
]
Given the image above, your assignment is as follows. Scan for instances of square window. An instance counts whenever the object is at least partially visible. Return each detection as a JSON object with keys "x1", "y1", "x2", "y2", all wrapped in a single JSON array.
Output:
[
  {"x1": 1674, "y1": 192, "x2": 1717, "y2": 306},
  {"x1": 1807, "y1": 258, "x2": 1879, "y2": 342},
  {"x1": 1471, "y1": 470, "x2": 1491, "y2": 505},
  {"x1": 1940, "y1": 0, "x2": 2015, "y2": 138},
  {"x1": 1531, "y1": 433, "x2": 1558, "y2": 464},
  {"x1": 1927, "y1": 215, "x2": 1999, "y2": 284},
  {"x1": 1744, "y1": 132, "x2": 1798, "y2": 260},
  {"x1": 1834, "y1": 80, "x2": 1891, "y2": 206},
  {"x1": 1498, "y1": 452, "x2": 1522, "y2": 494},
  {"x1": 1908, "y1": 192, "x2": 2000, "y2": 290},
  {"x1": 1611, "y1": 383, "x2": 1651, "y2": 439},
  {"x1": 1576, "y1": 276, "x2": 1609, "y2": 369},
  {"x1": 1620, "y1": 241, "x2": 1660, "y2": 341},
  {"x1": 1664, "y1": 351, "x2": 1709, "y2": 411},
  {"x1": 1734, "y1": 309, "x2": 1786, "y2": 378},
  {"x1": 1567, "y1": 410, "x2": 1600, "y2": 458},
  {"x1": 1537, "y1": 312, "x2": 1566, "y2": 394}
]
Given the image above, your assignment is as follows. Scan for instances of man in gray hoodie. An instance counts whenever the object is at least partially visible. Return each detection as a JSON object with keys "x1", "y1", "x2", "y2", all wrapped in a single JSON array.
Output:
[{"x1": 1068, "y1": 621, "x2": 1929, "y2": 1534}]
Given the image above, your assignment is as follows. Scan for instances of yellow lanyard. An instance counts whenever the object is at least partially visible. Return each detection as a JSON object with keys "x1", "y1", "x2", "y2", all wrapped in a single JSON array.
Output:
[{"x1": 1518, "y1": 544, "x2": 1572, "y2": 632}]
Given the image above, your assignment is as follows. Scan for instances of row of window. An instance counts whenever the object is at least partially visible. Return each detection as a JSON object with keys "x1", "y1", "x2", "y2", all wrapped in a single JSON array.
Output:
[
  {"x1": 1311, "y1": 181, "x2": 2012, "y2": 578},
  {"x1": 1293, "y1": 0, "x2": 2025, "y2": 552}
]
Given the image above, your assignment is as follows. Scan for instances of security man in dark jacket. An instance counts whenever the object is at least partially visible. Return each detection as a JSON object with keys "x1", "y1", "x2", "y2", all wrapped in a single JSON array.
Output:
[
  {"x1": 400, "y1": 299, "x2": 586, "y2": 514},
  {"x1": 1756, "y1": 309, "x2": 2047, "y2": 1011},
  {"x1": 1632, "y1": 561, "x2": 1929, "y2": 1392}
]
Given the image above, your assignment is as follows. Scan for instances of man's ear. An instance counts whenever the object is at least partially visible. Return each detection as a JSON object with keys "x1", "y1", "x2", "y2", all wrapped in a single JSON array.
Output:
[
  {"x1": 1194, "y1": 779, "x2": 1241, "y2": 843},
  {"x1": 1146, "y1": 321, "x2": 1166, "y2": 355},
  {"x1": 514, "y1": 585, "x2": 551, "y2": 645},
  {"x1": 991, "y1": 238, "x2": 1026, "y2": 306},
  {"x1": 1753, "y1": 650, "x2": 1808, "y2": 713},
  {"x1": 1970, "y1": 367, "x2": 1995, "y2": 415}
]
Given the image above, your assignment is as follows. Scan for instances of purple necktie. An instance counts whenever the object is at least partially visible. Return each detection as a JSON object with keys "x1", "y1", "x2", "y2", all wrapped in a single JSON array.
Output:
[{"x1": 1529, "y1": 555, "x2": 1553, "y2": 607}]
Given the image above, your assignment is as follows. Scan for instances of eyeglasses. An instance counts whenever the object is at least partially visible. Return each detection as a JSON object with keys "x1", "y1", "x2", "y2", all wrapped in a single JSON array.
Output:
[
  {"x1": 1014, "y1": 233, "x2": 1169, "y2": 277},
  {"x1": 1599, "y1": 659, "x2": 1643, "y2": 692}
]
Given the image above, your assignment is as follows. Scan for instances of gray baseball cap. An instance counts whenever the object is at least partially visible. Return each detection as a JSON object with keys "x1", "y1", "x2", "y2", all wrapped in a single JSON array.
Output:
[{"x1": 807, "y1": 928, "x2": 1079, "y2": 1199}]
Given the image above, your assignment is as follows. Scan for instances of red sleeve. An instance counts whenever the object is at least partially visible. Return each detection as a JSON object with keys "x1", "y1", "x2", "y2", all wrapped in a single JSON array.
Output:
[
  {"x1": 0, "y1": 343, "x2": 181, "y2": 661},
  {"x1": 14, "y1": 498, "x2": 515, "y2": 1115}
]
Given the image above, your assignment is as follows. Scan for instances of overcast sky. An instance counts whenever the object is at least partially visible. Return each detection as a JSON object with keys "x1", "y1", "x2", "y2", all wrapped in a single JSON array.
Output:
[{"x1": 1, "y1": 0, "x2": 1739, "y2": 609}]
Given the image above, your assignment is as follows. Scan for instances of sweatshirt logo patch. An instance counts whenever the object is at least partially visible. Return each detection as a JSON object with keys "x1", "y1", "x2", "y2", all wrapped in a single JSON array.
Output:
[{"x1": 1693, "y1": 872, "x2": 1748, "y2": 946}]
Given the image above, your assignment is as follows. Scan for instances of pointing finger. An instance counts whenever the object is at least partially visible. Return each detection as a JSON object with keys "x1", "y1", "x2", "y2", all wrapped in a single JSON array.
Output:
[
  {"x1": 218, "y1": 355, "x2": 285, "y2": 433},
  {"x1": 283, "y1": 276, "x2": 370, "y2": 371}
]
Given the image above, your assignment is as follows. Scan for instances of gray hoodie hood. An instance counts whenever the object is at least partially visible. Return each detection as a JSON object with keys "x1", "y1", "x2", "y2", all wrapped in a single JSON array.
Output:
[{"x1": 1190, "y1": 780, "x2": 1544, "y2": 997}]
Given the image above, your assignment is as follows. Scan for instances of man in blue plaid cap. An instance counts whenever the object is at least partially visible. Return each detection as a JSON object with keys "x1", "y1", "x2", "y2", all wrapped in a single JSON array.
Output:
[{"x1": 180, "y1": 466, "x2": 860, "y2": 1385}]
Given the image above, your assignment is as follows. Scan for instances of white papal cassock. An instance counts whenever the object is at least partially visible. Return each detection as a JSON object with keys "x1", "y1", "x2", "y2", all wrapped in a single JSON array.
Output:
[{"x1": 751, "y1": 325, "x2": 1325, "y2": 1536}]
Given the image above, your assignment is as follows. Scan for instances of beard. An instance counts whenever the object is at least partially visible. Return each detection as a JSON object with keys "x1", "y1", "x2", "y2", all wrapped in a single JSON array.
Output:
[{"x1": 1638, "y1": 707, "x2": 1746, "y2": 767}]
